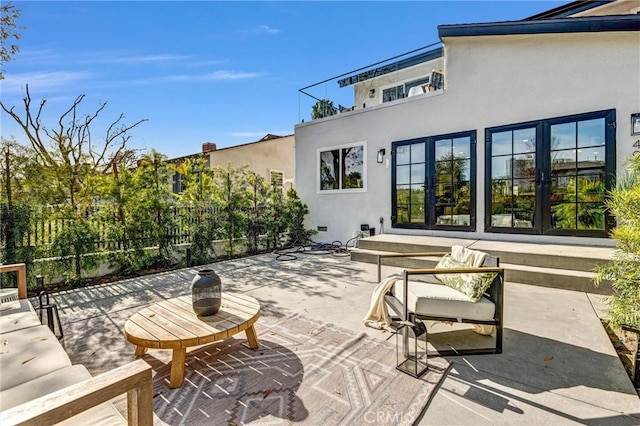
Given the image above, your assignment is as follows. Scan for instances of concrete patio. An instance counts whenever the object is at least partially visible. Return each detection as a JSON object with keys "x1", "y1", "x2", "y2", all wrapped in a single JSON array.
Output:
[{"x1": 50, "y1": 252, "x2": 639, "y2": 425}]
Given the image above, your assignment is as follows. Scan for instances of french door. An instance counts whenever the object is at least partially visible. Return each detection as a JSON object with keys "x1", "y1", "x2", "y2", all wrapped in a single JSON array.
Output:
[
  {"x1": 391, "y1": 131, "x2": 476, "y2": 230},
  {"x1": 485, "y1": 109, "x2": 615, "y2": 236}
]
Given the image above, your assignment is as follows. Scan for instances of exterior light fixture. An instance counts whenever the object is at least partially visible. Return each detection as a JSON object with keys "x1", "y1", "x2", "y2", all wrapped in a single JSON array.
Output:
[
  {"x1": 377, "y1": 148, "x2": 386, "y2": 163},
  {"x1": 631, "y1": 113, "x2": 640, "y2": 136},
  {"x1": 396, "y1": 318, "x2": 428, "y2": 377},
  {"x1": 369, "y1": 89, "x2": 375, "y2": 98}
]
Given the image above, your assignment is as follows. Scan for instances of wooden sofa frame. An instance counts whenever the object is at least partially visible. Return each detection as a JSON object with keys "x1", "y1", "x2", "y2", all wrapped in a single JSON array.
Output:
[
  {"x1": 377, "y1": 252, "x2": 504, "y2": 356},
  {"x1": 0, "y1": 264, "x2": 154, "y2": 426}
]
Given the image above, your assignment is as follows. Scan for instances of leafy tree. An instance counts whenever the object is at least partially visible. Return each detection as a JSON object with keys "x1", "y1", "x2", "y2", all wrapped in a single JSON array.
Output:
[
  {"x1": 172, "y1": 156, "x2": 219, "y2": 265},
  {"x1": 283, "y1": 188, "x2": 315, "y2": 246},
  {"x1": 129, "y1": 151, "x2": 176, "y2": 266},
  {"x1": 0, "y1": 2, "x2": 23, "y2": 79},
  {"x1": 594, "y1": 155, "x2": 640, "y2": 329},
  {"x1": 246, "y1": 171, "x2": 269, "y2": 255},
  {"x1": 212, "y1": 163, "x2": 249, "y2": 257},
  {"x1": 311, "y1": 99, "x2": 337, "y2": 119},
  {"x1": 264, "y1": 185, "x2": 288, "y2": 250},
  {"x1": 1, "y1": 86, "x2": 146, "y2": 280},
  {"x1": 0, "y1": 138, "x2": 35, "y2": 276}
]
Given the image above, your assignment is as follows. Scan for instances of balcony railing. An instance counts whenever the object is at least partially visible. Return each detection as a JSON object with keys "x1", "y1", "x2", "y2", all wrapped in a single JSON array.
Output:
[{"x1": 298, "y1": 41, "x2": 443, "y2": 123}]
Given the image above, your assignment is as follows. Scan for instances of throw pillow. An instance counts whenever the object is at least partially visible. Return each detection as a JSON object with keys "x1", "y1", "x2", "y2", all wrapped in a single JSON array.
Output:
[{"x1": 434, "y1": 254, "x2": 497, "y2": 302}]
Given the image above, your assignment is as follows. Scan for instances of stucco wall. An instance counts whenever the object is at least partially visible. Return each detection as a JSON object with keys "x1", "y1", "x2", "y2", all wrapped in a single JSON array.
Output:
[
  {"x1": 207, "y1": 135, "x2": 295, "y2": 188},
  {"x1": 295, "y1": 30, "x2": 639, "y2": 246}
]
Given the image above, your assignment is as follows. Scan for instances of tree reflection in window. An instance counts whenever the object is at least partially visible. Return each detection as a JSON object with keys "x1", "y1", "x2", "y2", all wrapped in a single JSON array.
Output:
[{"x1": 319, "y1": 145, "x2": 364, "y2": 191}]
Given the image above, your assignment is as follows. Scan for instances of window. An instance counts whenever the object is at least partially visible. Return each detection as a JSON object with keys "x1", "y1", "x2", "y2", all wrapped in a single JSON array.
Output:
[
  {"x1": 318, "y1": 142, "x2": 366, "y2": 192},
  {"x1": 270, "y1": 170, "x2": 284, "y2": 191},
  {"x1": 392, "y1": 131, "x2": 476, "y2": 229},
  {"x1": 382, "y1": 77, "x2": 430, "y2": 103},
  {"x1": 485, "y1": 109, "x2": 615, "y2": 236}
]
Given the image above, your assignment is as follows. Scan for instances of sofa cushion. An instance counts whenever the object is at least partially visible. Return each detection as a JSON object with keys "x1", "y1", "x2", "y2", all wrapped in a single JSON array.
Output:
[
  {"x1": 0, "y1": 364, "x2": 125, "y2": 425},
  {"x1": 434, "y1": 254, "x2": 497, "y2": 302},
  {"x1": 0, "y1": 325, "x2": 71, "y2": 391},
  {"x1": 0, "y1": 300, "x2": 42, "y2": 334},
  {"x1": 393, "y1": 280, "x2": 496, "y2": 321}
]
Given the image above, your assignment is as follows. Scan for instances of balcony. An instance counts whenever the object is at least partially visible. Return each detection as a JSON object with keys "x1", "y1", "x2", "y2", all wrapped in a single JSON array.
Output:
[{"x1": 298, "y1": 43, "x2": 445, "y2": 123}]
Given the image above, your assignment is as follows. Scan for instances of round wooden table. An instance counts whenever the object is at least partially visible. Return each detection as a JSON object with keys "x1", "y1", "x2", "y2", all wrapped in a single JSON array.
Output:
[{"x1": 124, "y1": 292, "x2": 260, "y2": 388}]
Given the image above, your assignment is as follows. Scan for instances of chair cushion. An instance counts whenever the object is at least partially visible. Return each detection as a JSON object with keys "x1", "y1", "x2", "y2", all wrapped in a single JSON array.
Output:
[
  {"x1": 0, "y1": 300, "x2": 42, "y2": 334},
  {"x1": 393, "y1": 280, "x2": 496, "y2": 322},
  {"x1": 0, "y1": 364, "x2": 125, "y2": 425},
  {"x1": 434, "y1": 254, "x2": 497, "y2": 302},
  {"x1": 0, "y1": 325, "x2": 71, "y2": 390}
]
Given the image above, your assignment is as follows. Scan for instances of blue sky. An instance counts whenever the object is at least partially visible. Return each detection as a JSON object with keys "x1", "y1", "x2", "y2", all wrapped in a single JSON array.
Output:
[{"x1": 1, "y1": 1, "x2": 566, "y2": 159}]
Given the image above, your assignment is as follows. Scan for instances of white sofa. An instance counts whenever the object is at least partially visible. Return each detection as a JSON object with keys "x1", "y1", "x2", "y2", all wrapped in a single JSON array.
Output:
[{"x1": 0, "y1": 264, "x2": 153, "y2": 426}]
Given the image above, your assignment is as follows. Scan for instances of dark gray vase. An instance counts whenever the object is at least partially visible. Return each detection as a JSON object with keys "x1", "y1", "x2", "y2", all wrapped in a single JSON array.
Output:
[{"x1": 191, "y1": 269, "x2": 222, "y2": 316}]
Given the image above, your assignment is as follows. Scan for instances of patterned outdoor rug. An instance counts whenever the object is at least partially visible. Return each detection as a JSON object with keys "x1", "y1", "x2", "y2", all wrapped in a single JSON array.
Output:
[{"x1": 149, "y1": 312, "x2": 451, "y2": 426}]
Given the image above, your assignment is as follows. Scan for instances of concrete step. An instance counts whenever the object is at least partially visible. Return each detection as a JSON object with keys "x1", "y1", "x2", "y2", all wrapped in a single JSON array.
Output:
[
  {"x1": 357, "y1": 234, "x2": 613, "y2": 272},
  {"x1": 351, "y1": 243, "x2": 613, "y2": 295}
]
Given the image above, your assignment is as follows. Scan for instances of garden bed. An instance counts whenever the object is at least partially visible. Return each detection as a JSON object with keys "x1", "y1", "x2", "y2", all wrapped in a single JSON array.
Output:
[{"x1": 603, "y1": 320, "x2": 639, "y2": 395}]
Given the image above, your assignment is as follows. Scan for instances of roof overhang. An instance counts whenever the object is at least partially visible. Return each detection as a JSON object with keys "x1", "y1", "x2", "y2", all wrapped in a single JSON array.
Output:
[{"x1": 438, "y1": 14, "x2": 640, "y2": 38}]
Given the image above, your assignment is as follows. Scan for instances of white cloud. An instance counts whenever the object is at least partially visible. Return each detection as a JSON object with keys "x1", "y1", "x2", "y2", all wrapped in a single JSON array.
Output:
[
  {"x1": 259, "y1": 25, "x2": 281, "y2": 34},
  {"x1": 112, "y1": 54, "x2": 192, "y2": 63},
  {"x1": 0, "y1": 71, "x2": 93, "y2": 95},
  {"x1": 167, "y1": 70, "x2": 264, "y2": 81}
]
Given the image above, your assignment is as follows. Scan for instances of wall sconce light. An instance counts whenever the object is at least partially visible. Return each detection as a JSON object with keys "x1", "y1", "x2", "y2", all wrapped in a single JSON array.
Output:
[
  {"x1": 631, "y1": 113, "x2": 640, "y2": 136},
  {"x1": 377, "y1": 148, "x2": 386, "y2": 163},
  {"x1": 368, "y1": 89, "x2": 375, "y2": 98}
]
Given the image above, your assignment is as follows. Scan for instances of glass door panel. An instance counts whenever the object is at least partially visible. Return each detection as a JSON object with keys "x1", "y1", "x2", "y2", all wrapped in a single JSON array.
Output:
[
  {"x1": 392, "y1": 132, "x2": 476, "y2": 229},
  {"x1": 487, "y1": 110, "x2": 613, "y2": 236},
  {"x1": 489, "y1": 127, "x2": 537, "y2": 230}
]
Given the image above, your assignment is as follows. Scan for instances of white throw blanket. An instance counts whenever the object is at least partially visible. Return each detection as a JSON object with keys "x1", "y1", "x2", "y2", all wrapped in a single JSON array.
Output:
[{"x1": 362, "y1": 273, "x2": 402, "y2": 330}]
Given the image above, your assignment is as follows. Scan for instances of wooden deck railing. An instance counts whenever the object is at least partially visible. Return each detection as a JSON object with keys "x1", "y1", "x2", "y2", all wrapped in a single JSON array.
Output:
[{"x1": 0, "y1": 263, "x2": 27, "y2": 299}]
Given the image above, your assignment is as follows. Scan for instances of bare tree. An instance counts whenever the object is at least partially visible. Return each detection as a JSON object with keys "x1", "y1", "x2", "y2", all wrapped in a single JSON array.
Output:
[{"x1": 1, "y1": 84, "x2": 147, "y2": 209}]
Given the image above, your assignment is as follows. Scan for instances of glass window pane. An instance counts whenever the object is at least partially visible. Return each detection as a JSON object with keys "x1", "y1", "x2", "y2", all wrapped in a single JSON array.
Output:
[
  {"x1": 577, "y1": 146, "x2": 605, "y2": 167},
  {"x1": 457, "y1": 159, "x2": 471, "y2": 181},
  {"x1": 396, "y1": 145, "x2": 410, "y2": 165},
  {"x1": 411, "y1": 164, "x2": 425, "y2": 184},
  {"x1": 452, "y1": 137, "x2": 471, "y2": 159},
  {"x1": 342, "y1": 145, "x2": 364, "y2": 189},
  {"x1": 396, "y1": 165, "x2": 410, "y2": 185},
  {"x1": 410, "y1": 203, "x2": 425, "y2": 223},
  {"x1": 577, "y1": 203, "x2": 604, "y2": 230},
  {"x1": 396, "y1": 204, "x2": 409, "y2": 223},
  {"x1": 513, "y1": 128, "x2": 536, "y2": 155},
  {"x1": 551, "y1": 122, "x2": 576, "y2": 150},
  {"x1": 578, "y1": 118, "x2": 605, "y2": 147},
  {"x1": 492, "y1": 156, "x2": 511, "y2": 179},
  {"x1": 435, "y1": 139, "x2": 451, "y2": 161},
  {"x1": 455, "y1": 180, "x2": 471, "y2": 204},
  {"x1": 492, "y1": 212, "x2": 513, "y2": 227},
  {"x1": 577, "y1": 177, "x2": 604, "y2": 203},
  {"x1": 552, "y1": 203, "x2": 576, "y2": 229},
  {"x1": 512, "y1": 154, "x2": 535, "y2": 179},
  {"x1": 411, "y1": 142, "x2": 425, "y2": 164},
  {"x1": 410, "y1": 184, "x2": 425, "y2": 205},
  {"x1": 492, "y1": 179, "x2": 512, "y2": 202},
  {"x1": 320, "y1": 149, "x2": 339, "y2": 190},
  {"x1": 551, "y1": 149, "x2": 576, "y2": 172},
  {"x1": 396, "y1": 185, "x2": 410, "y2": 203},
  {"x1": 492, "y1": 131, "x2": 512, "y2": 156}
]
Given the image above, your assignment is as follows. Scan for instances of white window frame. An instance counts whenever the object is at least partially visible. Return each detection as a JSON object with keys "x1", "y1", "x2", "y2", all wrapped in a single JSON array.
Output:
[{"x1": 317, "y1": 141, "x2": 367, "y2": 194}]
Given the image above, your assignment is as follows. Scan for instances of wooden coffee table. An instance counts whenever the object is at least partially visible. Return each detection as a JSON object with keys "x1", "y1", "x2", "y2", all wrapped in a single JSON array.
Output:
[{"x1": 124, "y1": 292, "x2": 260, "y2": 388}]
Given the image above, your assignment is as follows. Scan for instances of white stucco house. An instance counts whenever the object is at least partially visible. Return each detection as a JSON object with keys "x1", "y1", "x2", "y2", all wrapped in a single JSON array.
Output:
[{"x1": 294, "y1": 0, "x2": 640, "y2": 246}]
